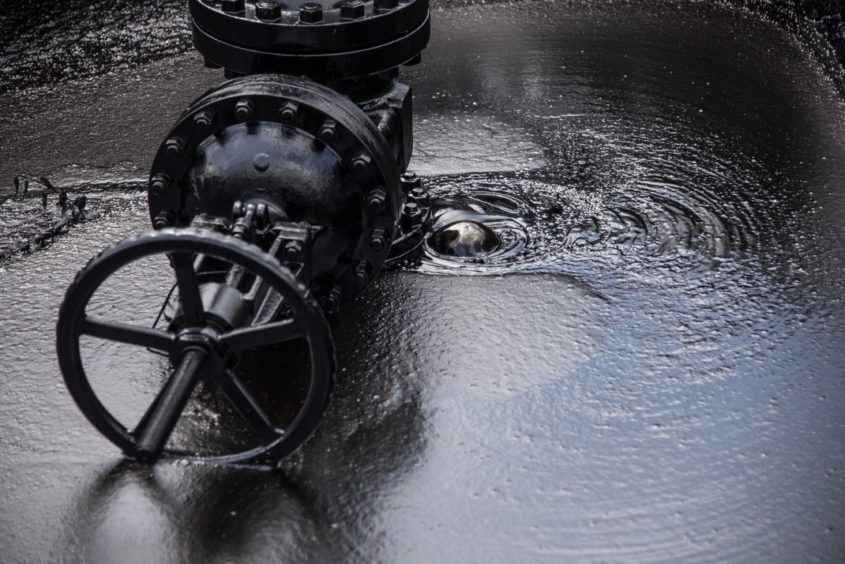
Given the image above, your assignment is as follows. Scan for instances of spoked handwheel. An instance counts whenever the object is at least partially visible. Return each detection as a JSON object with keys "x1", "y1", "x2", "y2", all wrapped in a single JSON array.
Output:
[{"x1": 56, "y1": 228, "x2": 334, "y2": 465}]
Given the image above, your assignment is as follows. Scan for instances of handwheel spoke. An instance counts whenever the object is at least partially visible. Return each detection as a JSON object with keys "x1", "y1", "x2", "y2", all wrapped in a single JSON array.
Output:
[
  {"x1": 215, "y1": 370, "x2": 279, "y2": 442},
  {"x1": 133, "y1": 349, "x2": 207, "y2": 462},
  {"x1": 171, "y1": 253, "x2": 204, "y2": 327},
  {"x1": 219, "y1": 319, "x2": 302, "y2": 353},
  {"x1": 81, "y1": 316, "x2": 176, "y2": 353}
]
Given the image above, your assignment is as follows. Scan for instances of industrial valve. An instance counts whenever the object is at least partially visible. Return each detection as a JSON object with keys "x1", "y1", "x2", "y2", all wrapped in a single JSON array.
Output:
[{"x1": 56, "y1": 0, "x2": 431, "y2": 465}]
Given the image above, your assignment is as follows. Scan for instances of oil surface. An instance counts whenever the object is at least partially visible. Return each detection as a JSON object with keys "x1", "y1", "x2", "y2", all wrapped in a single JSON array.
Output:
[{"x1": 2, "y1": 1, "x2": 845, "y2": 562}]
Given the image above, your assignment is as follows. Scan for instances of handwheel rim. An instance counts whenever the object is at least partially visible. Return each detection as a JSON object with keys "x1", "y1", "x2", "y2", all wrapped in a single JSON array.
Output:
[{"x1": 56, "y1": 228, "x2": 335, "y2": 466}]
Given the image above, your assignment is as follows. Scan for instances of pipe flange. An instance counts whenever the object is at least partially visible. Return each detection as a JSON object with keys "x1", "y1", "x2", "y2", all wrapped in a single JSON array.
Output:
[
  {"x1": 148, "y1": 75, "x2": 402, "y2": 301},
  {"x1": 191, "y1": 0, "x2": 429, "y2": 81}
]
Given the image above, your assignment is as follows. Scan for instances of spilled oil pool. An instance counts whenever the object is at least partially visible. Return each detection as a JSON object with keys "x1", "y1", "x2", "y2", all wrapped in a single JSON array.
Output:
[{"x1": 2, "y1": 0, "x2": 845, "y2": 562}]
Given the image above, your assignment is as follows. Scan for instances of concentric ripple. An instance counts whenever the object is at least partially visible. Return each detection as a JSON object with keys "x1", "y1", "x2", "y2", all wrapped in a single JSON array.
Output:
[{"x1": 409, "y1": 117, "x2": 780, "y2": 275}]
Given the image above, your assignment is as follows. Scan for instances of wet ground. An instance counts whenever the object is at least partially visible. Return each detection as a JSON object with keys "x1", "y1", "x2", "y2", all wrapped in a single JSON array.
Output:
[{"x1": 2, "y1": 0, "x2": 845, "y2": 561}]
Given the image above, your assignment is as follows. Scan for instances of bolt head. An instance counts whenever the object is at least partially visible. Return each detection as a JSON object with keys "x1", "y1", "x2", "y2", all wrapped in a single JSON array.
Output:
[
  {"x1": 253, "y1": 152, "x2": 271, "y2": 172},
  {"x1": 375, "y1": 0, "x2": 398, "y2": 12},
  {"x1": 400, "y1": 171, "x2": 422, "y2": 192},
  {"x1": 351, "y1": 153, "x2": 372, "y2": 172},
  {"x1": 318, "y1": 119, "x2": 337, "y2": 143},
  {"x1": 164, "y1": 137, "x2": 184, "y2": 158},
  {"x1": 284, "y1": 240, "x2": 304, "y2": 261},
  {"x1": 149, "y1": 174, "x2": 170, "y2": 195},
  {"x1": 354, "y1": 262, "x2": 369, "y2": 289},
  {"x1": 369, "y1": 228, "x2": 387, "y2": 252},
  {"x1": 279, "y1": 102, "x2": 299, "y2": 124},
  {"x1": 404, "y1": 201, "x2": 420, "y2": 216},
  {"x1": 153, "y1": 210, "x2": 173, "y2": 230},
  {"x1": 299, "y1": 2, "x2": 323, "y2": 22},
  {"x1": 193, "y1": 111, "x2": 214, "y2": 134},
  {"x1": 255, "y1": 0, "x2": 281, "y2": 20},
  {"x1": 222, "y1": 0, "x2": 245, "y2": 12},
  {"x1": 234, "y1": 99, "x2": 254, "y2": 122},
  {"x1": 323, "y1": 286, "x2": 342, "y2": 313},
  {"x1": 340, "y1": 0, "x2": 365, "y2": 20},
  {"x1": 367, "y1": 188, "x2": 387, "y2": 213}
]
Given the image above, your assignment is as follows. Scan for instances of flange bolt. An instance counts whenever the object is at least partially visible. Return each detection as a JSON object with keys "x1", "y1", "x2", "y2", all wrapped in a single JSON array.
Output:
[
  {"x1": 370, "y1": 227, "x2": 387, "y2": 252},
  {"x1": 235, "y1": 99, "x2": 255, "y2": 123},
  {"x1": 165, "y1": 137, "x2": 185, "y2": 158},
  {"x1": 279, "y1": 102, "x2": 299, "y2": 124},
  {"x1": 340, "y1": 0, "x2": 365, "y2": 20},
  {"x1": 153, "y1": 210, "x2": 175, "y2": 230},
  {"x1": 400, "y1": 171, "x2": 421, "y2": 193},
  {"x1": 351, "y1": 153, "x2": 372, "y2": 173},
  {"x1": 354, "y1": 261, "x2": 369, "y2": 290},
  {"x1": 284, "y1": 241, "x2": 304, "y2": 262},
  {"x1": 318, "y1": 119, "x2": 337, "y2": 143},
  {"x1": 193, "y1": 111, "x2": 214, "y2": 135},
  {"x1": 149, "y1": 174, "x2": 171, "y2": 195},
  {"x1": 375, "y1": 0, "x2": 398, "y2": 12},
  {"x1": 367, "y1": 188, "x2": 387, "y2": 213},
  {"x1": 403, "y1": 202, "x2": 422, "y2": 228},
  {"x1": 299, "y1": 2, "x2": 323, "y2": 23},
  {"x1": 323, "y1": 286, "x2": 343, "y2": 313},
  {"x1": 222, "y1": 0, "x2": 245, "y2": 13},
  {"x1": 255, "y1": 1, "x2": 281, "y2": 20}
]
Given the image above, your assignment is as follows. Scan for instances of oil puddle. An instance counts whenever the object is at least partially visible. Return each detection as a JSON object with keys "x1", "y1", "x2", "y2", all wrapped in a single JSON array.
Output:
[
  {"x1": 0, "y1": 181, "x2": 146, "y2": 265},
  {"x1": 410, "y1": 113, "x2": 546, "y2": 176},
  {"x1": 407, "y1": 117, "x2": 778, "y2": 277}
]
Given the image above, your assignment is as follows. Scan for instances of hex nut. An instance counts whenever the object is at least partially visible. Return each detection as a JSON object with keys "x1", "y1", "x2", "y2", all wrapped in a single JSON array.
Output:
[
  {"x1": 376, "y1": 0, "x2": 399, "y2": 12},
  {"x1": 369, "y1": 227, "x2": 388, "y2": 252},
  {"x1": 323, "y1": 286, "x2": 342, "y2": 313},
  {"x1": 299, "y1": 2, "x2": 323, "y2": 23},
  {"x1": 318, "y1": 119, "x2": 337, "y2": 143},
  {"x1": 164, "y1": 137, "x2": 185, "y2": 158},
  {"x1": 351, "y1": 153, "x2": 372, "y2": 172},
  {"x1": 255, "y1": 1, "x2": 281, "y2": 20},
  {"x1": 222, "y1": 0, "x2": 245, "y2": 13},
  {"x1": 285, "y1": 240, "x2": 304, "y2": 261},
  {"x1": 193, "y1": 111, "x2": 214, "y2": 135},
  {"x1": 340, "y1": 0, "x2": 365, "y2": 20},
  {"x1": 235, "y1": 99, "x2": 255, "y2": 122},
  {"x1": 279, "y1": 102, "x2": 299, "y2": 124},
  {"x1": 149, "y1": 174, "x2": 171, "y2": 195},
  {"x1": 367, "y1": 188, "x2": 387, "y2": 213}
]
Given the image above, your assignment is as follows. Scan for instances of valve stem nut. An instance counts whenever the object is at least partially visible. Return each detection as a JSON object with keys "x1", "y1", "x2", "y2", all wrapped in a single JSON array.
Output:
[
  {"x1": 234, "y1": 99, "x2": 255, "y2": 123},
  {"x1": 299, "y1": 2, "x2": 323, "y2": 23},
  {"x1": 367, "y1": 188, "x2": 387, "y2": 213}
]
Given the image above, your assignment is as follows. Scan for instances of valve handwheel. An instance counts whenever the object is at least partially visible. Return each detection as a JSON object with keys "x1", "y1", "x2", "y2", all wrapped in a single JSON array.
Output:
[{"x1": 56, "y1": 229, "x2": 334, "y2": 465}]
